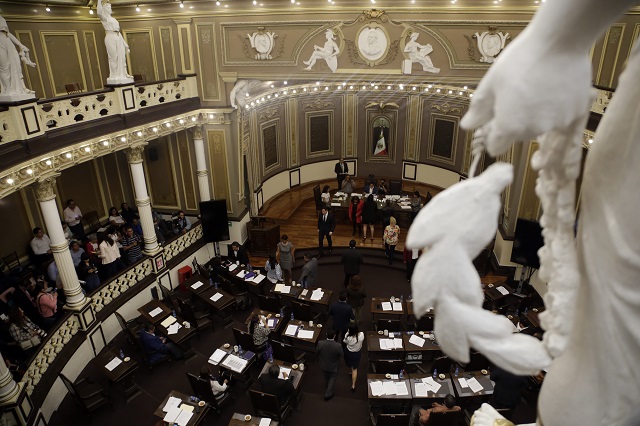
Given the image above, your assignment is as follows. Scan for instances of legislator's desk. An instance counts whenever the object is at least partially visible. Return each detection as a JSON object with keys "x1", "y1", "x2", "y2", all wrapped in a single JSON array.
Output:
[
  {"x1": 370, "y1": 297, "x2": 406, "y2": 322},
  {"x1": 402, "y1": 332, "x2": 442, "y2": 362},
  {"x1": 153, "y1": 390, "x2": 209, "y2": 426},
  {"x1": 331, "y1": 194, "x2": 414, "y2": 226},
  {"x1": 156, "y1": 315, "x2": 197, "y2": 358},
  {"x1": 366, "y1": 331, "x2": 405, "y2": 363},
  {"x1": 258, "y1": 359, "x2": 305, "y2": 390},
  {"x1": 228, "y1": 413, "x2": 280, "y2": 426},
  {"x1": 451, "y1": 370, "x2": 495, "y2": 401},
  {"x1": 95, "y1": 349, "x2": 140, "y2": 402},
  {"x1": 197, "y1": 286, "x2": 235, "y2": 311},
  {"x1": 281, "y1": 319, "x2": 322, "y2": 351},
  {"x1": 526, "y1": 307, "x2": 543, "y2": 329},
  {"x1": 244, "y1": 308, "x2": 284, "y2": 334},
  {"x1": 208, "y1": 345, "x2": 256, "y2": 387},
  {"x1": 367, "y1": 373, "x2": 412, "y2": 404},
  {"x1": 138, "y1": 299, "x2": 171, "y2": 325},
  {"x1": 409, "y1": 373, "x2": 455, "y2": 400},
  {"x1": 483, "y1": 283, "x2": 514, "y2": 302},
  {"x1": 405, "y1": 300, "x2": 435, "y2": 319},
  {"x1": 297, "y1": 286, "x2": 333, "y2": 312},
  {"x1": 271, "y1": 283, "x2": 303, "y2": 304},
  {"x1": 183, "y1": 273, "x2": 212, "y2": 296}
]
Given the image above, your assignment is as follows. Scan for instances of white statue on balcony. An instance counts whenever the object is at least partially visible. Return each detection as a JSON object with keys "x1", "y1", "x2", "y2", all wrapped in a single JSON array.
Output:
[
  {"x1": 0, "y1": 15, "x2": 36, "y2": 101},
  {"x1": 303, "y1": 29, "x2": 340, "y2": 72},
  {"x1": 407, "y1": 0, "x2": 640, "y2": 424},
  {"x1": 403, "y1": 32, "x2": 440, "y2": 74},
  {"x1": 97, "y1": 0, "x2": 133, "y2": 85}
]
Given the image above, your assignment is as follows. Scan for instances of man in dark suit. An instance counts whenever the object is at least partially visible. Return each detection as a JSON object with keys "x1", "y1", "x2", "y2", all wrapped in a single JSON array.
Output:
[
  {"x1": 259, "y1": 364, "x2": 295, "y2": 406},
  {"x1": 228, "y1": 241, "x2": 250, "y2": 265},
  {"x1": 139, "y1": 323, "x2": 183, "y2": 364},
  {"x1": 328, "y1": 291, "x2": 355, "y2": 339},
  {"x1": 490, "y1": 366, "x2": 529, "y2": 409},
  {"x1": 299, "y1": 253, "x2": 318, "y2": 288},
  {"x1": 364, "y1": 182, "x2": 378, "y2": 196},
  {"x1": 316, "y1": 329, "x2": 343, "y2": 401},
  {"x1": 317, "y1": 207, "x2": 335, "y2": 256},
  {"x1": 341, "y1": 239, "x2": 363, "y2": 287},
  {"x1": 334, "y1": 158, "x2": 349, "y2": 190}
]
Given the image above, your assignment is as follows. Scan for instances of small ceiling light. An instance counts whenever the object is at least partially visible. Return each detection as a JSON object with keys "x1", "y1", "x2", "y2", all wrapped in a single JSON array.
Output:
[
  {"x1": 45, "y1": 5, "x2": 51, "y2": 12},
  {"x1": 469, "y1": 93, "x2": 474, "y2": 97},
  {"x1": 463, "y1": 86, "x2": 468, "y2": 89},
  {"x1": 180, "y1": 1, "x2": 185, "y2": 7},
  {"x1": 316, "y1": 81, "x2": 320, "y2": 86},
  {"x1": 253, "y1": 0, "x2": 257, "y2": 4},
  {"x1": 387, "y1": 85, "x2": 392, "y2": 90},
  {"x1": 374, "y1": 85, "x2": 378, "y2": 89},
  {"x1": 362, "y1": 85, "x2": 366, "y2": 90},
  {"x1": 270, "y1": 84, "x2": 274, "y2": 88},
  {"x1": 303, "y1": 88, "x2": 307, "y2": 92},
  {"x1": 45, "y1": 160, "x2": 52, "y2": 166},
  {"x1": 349, "y1": 85, "x2": 353, "y2": 90},
  {"x1": 89, "y1": 8, "x2": 94, "y2": 14},
  {"x1": 245, "y1": 93, "x2": 250, "y2": 97},
  {"x1": 292, "y1": 89, "x2": 297, "y2": 93},
  {"x1": 216, "y1": 0, "x2": 220, "y2": 4},
  {"x1": 26, "y1": 169, "x2": 33, "y2": 175},
  {"x1": 6, "y1": 178, "x2": 14, "y2": 184},
  {"x1": 283, "y1": 90, "x2": 288, "y2": 94},
  {"x1": 165, "y1": 122, "x2": 171, "y2": 127},
  {"x1": 120, "y1": 136, "x2": 126, "y2": 142},
  {"x1": 588, "y1": 139, "x2": 593, "y2": 144},
  {"x1": 274, "y1": 94, "x2": 279, "y2": 97},
  {"x1": 152, "y1": 127, "x2": 158, "y2": 132},
  {"x1": 209, "y1": 114, "x2": 214, "y2": 119},
  {"x1": 459, "y1": 91, "x2": 463, "y2": 95},
  {"x1": 284, "y1": 81, "x2": 288, "y2": 85},
  {"x1": 371, "y1": 0, "x2": 375, "y2": 3},
  {"x1": 424, "y1": 88, "x2": 429, "y2": 92},
  {"x1": 135, "y1": 5, "x2": 140, "y2": 12},
  {"x1": 179, "y1": 119, "x2": 184, "y2": 124},
  {"x1": 245, "y1": 105, "x2": 249, "y2": 109},
  {"x1": 369, "y1": 82, "x2": 374, "y2": 87},
  {"x1": 412, "y1": 86, "x2": 417, "y2": 91},
  {"x1": 84, "y1": 146, "x2": 91, "y2": 152},
  {"x1": 436, "y1": 88, "x2": 441, "y2": 93},
  {"x1": 267, "y1": 95, "x2": 271, "y2": 98},
  {"x1": 399, "y1": 84, "x2": 404, "y2": 89},
  {"x1": 65, "y1": 153, "x2": 72, "y2": 159},
  {"x1": 251, "y1": 102, "x2": 255, "y2": 106},
  {"x1": 325, "y1": 86, "x2": 329, "y2": 91},
  {"x1": 191, "y1": 117, "x2": 196, "y2": 122},
  {"x1": 338, "y1": 85, "x2": 342, "y2": 90},
  {"x1": 102, "y1": 141, "x2": 109, "y2": 146},
  {"x1": 291, "y1": 0, "x2": 295, "y2": 2},
  {"x1": 448, "y1": 90, "x2": 453, "y2": 94},
  {"x1": 313, "y1": 87, "x2": 318, "y2": 91},
  {"x1": 261, "y1": 97, "x2": 265, "y2": 101}
]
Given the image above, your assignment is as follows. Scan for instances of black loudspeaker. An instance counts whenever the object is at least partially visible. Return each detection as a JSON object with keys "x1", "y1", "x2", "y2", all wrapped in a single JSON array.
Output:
[
  {"x1": 511, "y1": 219, "x2": 544, "y2": 269},
  {"x1": 200, "y1": 200, "x2": 229, "y2": 243}
]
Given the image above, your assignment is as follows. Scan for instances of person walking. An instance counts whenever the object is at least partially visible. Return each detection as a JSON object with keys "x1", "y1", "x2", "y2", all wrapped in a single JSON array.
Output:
[
  {"x1": 361, "y1": 195, "x2": 377, "y2": 242},
  {"x1": 347, "y1": 275, "x2": 367, "y2": 323},
  {"x1": 317, "y1": 329, "x2": 343, "y2": 401},
  {"x1": 276, "y1": 234, "x2": 295, "y2": 284},
  {"x1": 341, "y1": 239, "x2": 363, "y2": 287},
  {"x1": 343, "y1": 324, "x2": 364, "y2": 392},
  {"x1": 348, "y1": 196, "x2": 364, "y2": 237},
  {"x1": 383, "y1": 217, "x2": 400, "y2": 265},
  {"x1": 317, "y1": 207, "x2": 335, "y2": 256}
]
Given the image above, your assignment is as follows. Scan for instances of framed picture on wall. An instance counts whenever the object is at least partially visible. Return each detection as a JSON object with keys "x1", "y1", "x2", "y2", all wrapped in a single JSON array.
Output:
[{"x1": 372, "y1": 116, "x2": 391, "y2": 157}]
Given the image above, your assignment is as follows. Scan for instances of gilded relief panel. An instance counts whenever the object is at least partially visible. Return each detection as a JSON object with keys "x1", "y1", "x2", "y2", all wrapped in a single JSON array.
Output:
[
  {"x1": 176, "y1": 131, "x2": 198, "y2": 210},
  {"x1": 345, "y1": 94, "x2": 356, "y2": 158},
  {"x1": 83, "y1": 30, "x2": 103, "y2": 91},
  {"x1": 405, "y1": 95, "x2": 421, "y2": 161},
  {"x1": 207, "y1": 130, "x2": 231, "y2": 211},
  {"x1": 39, "y1": 32, "x2": 87, "y2": 96},
  {"x1": 196, "y1": 24, "x2": 221, "y2": 101},
  {"x1": 159, "y1": 27, "x2": 177, "y2": 79},
  {"x1": 124, "y1": 29, "x2": 159, "y2": 81},
  {"x1": 145, "y1": 137, "x2": 179, "y2": 209},
  {"x1": 15, "y1": 31, "x2": 45, "y2": 99}
]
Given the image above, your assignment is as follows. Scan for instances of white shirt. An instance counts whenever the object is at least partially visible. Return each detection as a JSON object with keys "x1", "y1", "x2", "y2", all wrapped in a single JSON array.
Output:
[
  {"x1": 99, "y1": 240, "x2": 121, "y2": 264},
  {"x1": 64, "y1": 206, "x2": 82, "y2": 226},
  {"x1": 30, "y1": 234, "x2": 51, "y2": 255},
  {"x1": 343, "y1": 331, "x2": 364, "y2": 352}
]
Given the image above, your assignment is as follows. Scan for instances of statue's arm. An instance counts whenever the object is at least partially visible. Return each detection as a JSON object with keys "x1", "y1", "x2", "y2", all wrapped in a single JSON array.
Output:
[
  {"x1": 7, "y1": 33, "x2": 27, "y2": 52},
  {"x1": 96, "y1": 0, "x2": 103, "y2": 17}
]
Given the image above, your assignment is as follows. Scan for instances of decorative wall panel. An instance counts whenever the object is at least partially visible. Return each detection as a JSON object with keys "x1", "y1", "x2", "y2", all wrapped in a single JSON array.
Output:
[
  {"x1": 175, "y1": 131, "x2": 198, "y2": 210},
  {"x1": 262, "y1": 123, "x2": 279, "y2": 170},
  {"x1": 207, "y1": 130, "x2": 231, "y2": 211},
  {"x1": 39, "y1": 32, "x2": 86, "y2": 96},
  {"x1": 159, "y1": 26, "x2": 177, "y2": 79},
  {"x1": 124, "y1": 29, "x2": 159, "y2": 81},
  {"x1": 145, "y1": 137, "x2": 179, "y2": 209},
  {"x1": 196, "y1": 23, "x2": 221, "y2": 101},
  {"x1": 15, "y1": 31, "x2": 45, "y2": 99},
  {"x1": 82, "y1": 30, "x2": 103, "y2": 91}
]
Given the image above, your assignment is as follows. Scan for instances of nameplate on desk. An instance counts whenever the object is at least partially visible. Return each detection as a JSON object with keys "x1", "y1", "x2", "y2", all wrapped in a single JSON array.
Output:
[
  {"x1": 191, "y1": 281, "x2": 204, "y2": 290},
  {"x1": 310, "y1": 290, "x2": 324, "y2": 301},
  {"x1": 237, "y1": 270, "x2": 247, "y2": 278},
  {"x1": 162, "y1": 396, "x2": 182, "y2": 412},
  {"x1": 422, "y1": 376, "x2": 441, "y2": 393},
  {"x1": 252, "y1": 274, "x2": 266, "y2": 283},
  {"x1": 274, "y1": 283, "x2": 284, "y2": 292},
  {"x1": 228, "y1": 264, "x2": 238, "y2": 271},
  {"x1": 392, "y1": 302, "x2": 402, "y2": 311},
  {"x1": 267, "y1": 318, "x2": 276, "y2": 328},
  {"x1": 149, "y1": 307, "x2": 164, "y2": 317},
  {"x1": 408, "y1": 334, "x2": 425, "y2": 347},
  {"x1": 210, "y1": 292, "x2": 223, "y2": 302}
]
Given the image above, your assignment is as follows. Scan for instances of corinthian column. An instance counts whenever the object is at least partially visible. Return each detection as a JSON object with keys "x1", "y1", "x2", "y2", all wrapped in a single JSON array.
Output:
[
  {"x1": 124, "y1": 144, "x2": 160, "y2": 255},
  {"x1": 34, "y1": 175, "x2": 88, "y2": 310},
  {"x1": 192, "y1": 126, "x2": 211, "y2": 202},
  {"x1": 0, "y1": 348, "x2": 19, "y2": 403}
]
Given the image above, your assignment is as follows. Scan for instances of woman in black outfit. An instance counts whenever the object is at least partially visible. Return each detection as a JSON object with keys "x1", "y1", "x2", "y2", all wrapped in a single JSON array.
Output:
[{"x1": 361, "y1": 194, "x2": 377, "y2": 242}]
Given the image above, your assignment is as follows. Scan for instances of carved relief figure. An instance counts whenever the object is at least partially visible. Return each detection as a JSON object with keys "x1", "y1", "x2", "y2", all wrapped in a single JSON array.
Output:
[
  {"x1": 0, "y1": 15, "x2": 36, "y2": 100},
  {"x1": 404, "y1": 32, "x2": 440, "y2": 73},
  {"x1": 230, "y1": 79, "x2": 261, "y2": 109},
  {"x1": 303, "y1": 29, "x2": 340, "y2": 72},
  {"x1": 474, "y1": 30, "x2": 510, "y2": 63},
  {"x1": 357, "y1": 26, "x2": 387, "y2": 61},
  {"x1": 97, "y1": 0, "x2": 133, "y2": 84},
  {"x1": 246, "y1": 29, "x2": 277, "y2": 60}
]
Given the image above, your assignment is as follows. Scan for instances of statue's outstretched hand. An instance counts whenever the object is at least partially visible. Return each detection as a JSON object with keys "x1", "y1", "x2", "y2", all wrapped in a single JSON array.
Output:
[{"x1": 461, "y1": 30, "x2": 594, "y2": 157}]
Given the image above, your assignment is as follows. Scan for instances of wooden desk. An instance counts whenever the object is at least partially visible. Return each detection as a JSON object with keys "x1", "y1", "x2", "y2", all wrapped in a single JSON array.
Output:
[
  {"x1": 483, "y1": 283, "x2": 513, "y2": 302},
  {"x1": 138, "y1": 299, "x2": 171, "y2": 325},
  {"x1": 366, "y1": 373, "x2": 412, "y2": 400},
  {"x1": 183, "y1": 273, "x2": 212, "y2": 296},
  {"x1": 271, "y1": 283, "x2": 303, "y2": 301},
  {"x1": 210, "y1": 345, "x2": 256, "y2": 387},
  {"x1": 258, "y1": 359, "x2": 305, "y2": 390},
  {"x1": 451, "y1": 371, "x2": 494, "y2": 399},
  {"x1": 366, "y1": 331, "x2": 405, "y2": 353},
  {"x1": 153, "y1": 390, "x2": 209, "y2": 426},
  {"x1": 197, "y1": 286, "x2": 235, "y2": 311},
  {"x1": 409, "y1": 373, "x2": 455, "y2": 399},
  {"x1": 402, "y1": 332, "x2": 442, "y2": 354},
  {"x1": 405, "y1": 300, "x2": 434, "y2": 318},
  {"x1": 281, "y1": 319, "x2": 322, "y2": 350},
  {"x1": 244, "y1": 309, "x2": 284, "y2": 334},
  {"x1": 228, "y1": 413, "x2": 280, "y2": 426},
  {"x1": 297, "y1": 286, "x2": 333, "y2": 308},
  {"x1": 94, "y1": 349, "x2": 140, "y2": 402}
]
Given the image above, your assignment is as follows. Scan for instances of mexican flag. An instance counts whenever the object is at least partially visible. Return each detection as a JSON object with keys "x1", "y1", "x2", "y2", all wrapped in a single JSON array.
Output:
[{"x1": 373, "y1": 131, "x2": 387, "y2": 156}]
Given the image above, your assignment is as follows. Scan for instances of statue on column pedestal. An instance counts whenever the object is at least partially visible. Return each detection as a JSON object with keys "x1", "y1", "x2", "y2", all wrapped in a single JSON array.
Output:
[
  {"x1": 0, "y1": 15, "x2": 36, "y2": 102},
  {"x1": 97, "y1": 0, "x2": 133, "y2": 85}
]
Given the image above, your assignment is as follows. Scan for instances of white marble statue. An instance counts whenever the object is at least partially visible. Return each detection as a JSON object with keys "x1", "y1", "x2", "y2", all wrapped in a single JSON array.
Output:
[
  {"x1": 0, "y1": 15, "x2": 36, "y2": 101},
  {"x1": 407, "y1": 0, "x2": 640, "y2": 425},
  {"x1": 229, "y1": 79, "x2": 261, "y2": 109},
  {"x1": 247, "y1": 30, "x2": 277, "y2": 60},
  {"x1": 474, "y1": 30, "x2": 510, "y2": 64},
  {"x1": 357, "y1": 26, "x2": 388, "y2": 62},
  {"x1": 97, "y1": 0, "x2": 133, "y2": 85},
  {"x1": 404, "y1": 32, "x2": 440, "y2": 73},
  {"x1": 303, "y1": 29, "x2": 340, "y2": 72}
]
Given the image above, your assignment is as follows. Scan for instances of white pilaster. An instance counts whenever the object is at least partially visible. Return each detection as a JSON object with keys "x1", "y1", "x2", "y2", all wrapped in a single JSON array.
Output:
[{"x1": 192, "y1": 126, "x2": 211, "y2": 202}]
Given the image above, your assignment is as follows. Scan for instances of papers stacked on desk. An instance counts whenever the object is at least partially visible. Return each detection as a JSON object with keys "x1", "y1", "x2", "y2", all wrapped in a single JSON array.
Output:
[
  {"x1": 330, "y1": 202, "x2": 341, "y2": 206},
  {"x1": 210, "y1": 292, "x2": 223, "y2": 302},
  {"x1": 149, "y1": 307, "x2": 164, "y2": 317},
  {"x1": 496, "y1": 286, "x2": 510, "y2": 295},
  {"x1": 274, "y1": 283, "x2": 292, "y2": 293},
  {"x1": 408, "y1": 334, "x2": 426, "y2": 347},
  {"x1": 369, "y1": 380, "x2": 409, "y2": 396},
  {"x1": 458, "y1": 377, "x2": 468, "y2": 388},
  {"x1": 259, "y1": 418, "x2": 271, "y2": 426},
  {"x1": 369, "y1": 381, "x2": 384, "y2": 396},
  {"x1": 222, "y1": 353, "x2": 248, "y2": 373},
  {"x1": 191, "y1": 281, "x2": 204, "y2": 290},
  {"x1": 209, "y1": 348, "x2": 227, "y2": 365},
  {"x1": 237, "y1": 270, "x2": 247, "y2": 279},
  {"x1": 381, "y1": 302, "x2": 392, "y2": 311},
  {"x1": 163, "y1": 396, "x2": 182, "y2": 412},
  {"x1": 284, "y1": 324, "x2": 298, "y2": 336},
  {"x1": 379, "y1": 338, "x2": 403, "y2": 350},
  {"x1": 466, "y1": 377, "x2": 484, "y2": 393},
  {"x1": 392, "y1": 302, "x2": 402, "y2": 311},
  {"x1": 105, "y1": 357, "x2": 122, "y2": 371},
  {"x1": 310, "y1": 289, "x2": 324, "y2": 301},
  {"x1": 278, "y1": 367, "x2": 292, "y2": 379},
  {"x1": 421, "y1": 376, "x2": 442, "y2": 393},
  {"x1": 163, "y1": 404, "x2": 193, "y2": 426},
  {"x1": 161, "y1": 316, "x2": 177, "y2": 328},
  {"x1": 267, "y1": 318, "x2": 277, "y2": 328},
  {"x1": 297, "y1": 329, "x2": 315, "y2": 339},
  {"x1": 250, "y1": 274, "x2": 266, "y2": 283},
  {"x1": 228, "y1": 264, "x2": 238, "y2": 271},
  {"x1": 167, "y1": 322, "x2": 182, "y2": 335}
]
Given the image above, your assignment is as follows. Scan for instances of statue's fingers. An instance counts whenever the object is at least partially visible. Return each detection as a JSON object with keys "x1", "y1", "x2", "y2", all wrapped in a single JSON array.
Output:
[{"x1": 460, "y1": 82, "x2": 496, "y2": 131}]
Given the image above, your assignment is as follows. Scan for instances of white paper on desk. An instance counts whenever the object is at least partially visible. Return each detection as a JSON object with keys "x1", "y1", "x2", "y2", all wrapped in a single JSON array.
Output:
[
  {"x1": 390, "y1": 374, "x2": 399, "y2": 380},
  {"x1": 162, "y1": 396, "x2": 182, "y2": 412},
  {"x1": 424, "y1": 376, "x2": 441, "y2": 393},
  {"x1": 267, "y1": 318, "x2": 276, "y2": 328},
  {"x1": 161, "y1": 316, "x2": 177, "y2": 328},
  {"x1": 167, "y1": 322, "x2": 182, "y2": 335},
  {"x1": 278, "y1": 367, "x2": 292, "y2": 379},
  {"x1": 382, "y1": 381, "x2": 396, "y2": 395},
  {"x1": 414, "y1": 382, "x2": 428, "y2": 397},
  {"x1": 496, "y1": 286, "x2": 509, "y2": 295},
  {"x1": 379, "y1": 339, "x2": 390, "y2": 350},
  {"x1": 259, "y1": 418, "x2": 271, "y2": 426},
  {"x1": 369, "y1": 381, "x2": 385, "y2": 396},
  {"x1": 105, "y1": 357, "x2": 122, "y2": 371},
  {"x1": 400, "y1": 205, "x2": 412, "y2": 210},
  {"x1": 209, "y1": 349, "x2": 227, "y2": 365},
  {"x1": 467, "y1": 377, "x2": 484, "y2": 393},
  {"x1": 310, "y1": 290, "x2": 324, "y2": 301},
  {"x1": 330, "y1": 202, "x2": 341, "y2": 207},
  {"x1": 285, "y1": 324, "x2": 298, "y2": 336},
  {"x1": 221, "y1": 354, "x2": 248, "y2": 373},
  {"x1": 300, "y1": 289, "x2": 308, "y2": 296},
  {"x1": 253, "y1": 274, "x2": 266, "y2": 283},
  {"x1": 179, "y1": 404, "x2": 194, "y2": 413},
  {"x1": 395, "y1": 381, "x2": 409, "y2": 396},
  {"x1": 228, "y1": 264, "x2": 238, "y2": 271},
  {"x1": 191, "y1": 281, "x2": 204, "y2": 290},
  {"x1": 393, "y1": 338, "x2": 403, "y2": 349},
  {"x1": 381, "y1": 302, "x2": 392, "y2": 311},
  {"x1": 210, "y1": 292, "x2": 223, "y2": 302},
  {"x1": 237, "y1": 270, "x2": 247, "y2": 278},
  {"x1": 149, "y1": 307, "x2": 164, "y2": 317},
  {"x1": 409, "y1": 334, "x2": 425, "y2": 347},
  {"x1": 392, "y1": 302, "x2": 402, "y2": 311},
  {"x1": 274, "y1": 283, "x2": 284, "y2": 292},
  {"x1": 281, "y1": 285, "x2": 291, "y2": 294},
  {"x1": 163, "y1": 406, "x2": 181, "y2": 423},
  {"x1": 176, "y1": 410, "x2": 193, "y2": 426},
  {"x1": 297, "y1": 329, "x2": 314, "y2": 339},
  {"x1": 458, "y1": 377, "x2": 469, "y2": 388}
]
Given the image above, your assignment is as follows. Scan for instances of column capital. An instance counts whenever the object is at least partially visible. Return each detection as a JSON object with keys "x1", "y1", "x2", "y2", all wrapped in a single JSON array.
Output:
[
  {"x1": 192, "y1": 125, "x2": 203, "y2": 140},
  {"x1": 196, "y1": 170, "x2": 209, "y2": 177},
  {"x1": 34, "y1": 173, "x2": 60, "y2": 202},
  {"x1": 124, "y1": 143, "x2": 148, "y2": 164}
]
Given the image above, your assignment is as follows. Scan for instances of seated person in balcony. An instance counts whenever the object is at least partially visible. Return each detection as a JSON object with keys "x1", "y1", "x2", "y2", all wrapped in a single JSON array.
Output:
[
  {"x1": 121, "y1": 226, "x2": 143, "y2": 264},
  {"x1": 139, "y1": 323, "x2": 183, "y2": 363},
  {"x1": 248, "y1": 314, "x2": 271, "y2": 352},
  {"x1": 8, "y1": 307, "x2": 44, "y2": 350},
  {"x1": 151, "y1": 208, "x2": 167, "y2": 243},
  {"x1": 321, "y1": 185, "x2": 331, "y2": 206},
  {"x1": 30, "y1": 227, "x2": 52, "y2": 268},
  {"x1": 77, "y1": 252, "x2": 100, "y2": 293},
  {"x1": 34, "y1": 281, "x2": 58, "y2": 330},
  {"x1": 174, "y1": 210, "x2": 191, "y2": 235},
  {"x1": 259, "y1": 364, "x2": 295, "y2": 406},
  {"x1": 46, "y1": 260, "x2": 58, "y2": 286},
  {"x1": 12, "y1": 278, "x2": 38, "y2": 323},
  {"x1": 120, "y1": 202, "x2": 139, "y2": 225},
  {"x1": 108, "y1": 206, "x2": 126, "y2": 227},
  {"x1": 199, "y1": 365, "x2": 229, "y2": 401},
  {"x1": 364, "y1": 182, "x2": 378, "y2": 196},
  {"x1": 228, "y1": 241, "x2": 250, "y2": 265},
  {"x1": 131, "y1": 218, "x2": 143, "y2": 236},
  {"x1": 61, "y1": 220, "x2": 72, "y2": 243},
  {"x1": 409, "y1": 394, "x2": 461, "y2": 425},
  {"x1": 264, "y1": 254, "x2": 283, "y2": 283},
  {"x1": 69, "y1": 240, "x2": 85, "y2": 267},
  {"x1": 63, "y1": 199, "x2": 85, "y2": 241}
]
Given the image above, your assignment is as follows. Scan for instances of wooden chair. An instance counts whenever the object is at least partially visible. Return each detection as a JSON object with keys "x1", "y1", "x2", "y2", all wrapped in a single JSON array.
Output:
[
  {"x1": 376, "y1": 318, "x2": 403, "y2": 332},
  {"x1": 291, "y1": 299, "x2": 320, "y2": 322},
  {"x1": 270, "y1": 339, "x2": 305, "y2": 364},
  {"x1": 373, "y1": 359, "x2": 404, "y2": 375},
  {"x1": 1, "y1": 251, "x2": 31, "y2": 279},
  {"x1": 59, "y1": 374, "x2": 110, "y2": 417},
  {"x1": 258, "y1": 295, "x2": 281, "y2": 313},
  {"x1": 426, "y1": 410, "x2": 464, "y2": 426},
  {"x1": 375, "y1": 413, "x2": 409, "y2": 426},
  {"x1": 232, "y1": 327, "x2": 258, "y2": 353},
  {"x1": 178, "y1": 299, "x2": 213, "y2": 335},
  {"x1": 249, "y1": 389, "x2": 291, "y2": 422},
  {"x1": 388, "y1": 179, "x2": 402, "y2": 196},
  {"x1": 431, "y1": 356, "x2": 453, "y2": 374},
  {"x1": 114, "y1": 312, "x2": 141, "y2": 348},
  {"x1": 82, "y1": 210, "x2": 102, "y2": 235},
  {"x1": 186, "y1": 373, "x2": 234, "y2": 413},
  {"x1": 65, "y1": 82, "x2": 83, "y2": 95}
]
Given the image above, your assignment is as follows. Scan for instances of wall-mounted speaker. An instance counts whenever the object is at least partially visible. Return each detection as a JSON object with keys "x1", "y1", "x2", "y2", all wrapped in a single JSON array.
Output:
[{"x1": 200, "y1": 200, "x2": 230, "y2": 243}]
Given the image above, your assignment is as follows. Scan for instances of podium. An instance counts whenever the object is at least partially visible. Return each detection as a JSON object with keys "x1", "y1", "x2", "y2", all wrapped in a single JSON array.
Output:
[{"x1": 247, "y1": 220, "x2": 280, "y2": 257}]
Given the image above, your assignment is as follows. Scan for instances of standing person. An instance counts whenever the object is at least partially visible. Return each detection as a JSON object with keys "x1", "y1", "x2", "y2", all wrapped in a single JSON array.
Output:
[
  {"x1": 361, "y1": 195, "x2": 377, "y2": 242},
  {"x1": 383, "y1": 217, "x2": 400, "y2": 265},
  {"x1": 63, "y1": 199, "x2": 85, "y2": 241},
  {"x1": 264, "y1": 254, "x2": 283, "y2": 283},
  {"x1": 121, "y1": 225, "x2": 143, "y2": 264},
  {"x1": 328, "y1": 291, "x2": 355, "y2": 340},
  {"x1": 317, "y1": 329, "x2": 343, "y2": 401},
  {"x1": 341, "y1": 239, "x2": 363, "y2": 287},
  {"x1": 276, "y1": 234, "x2": 295, "y2": 284},
  {"x1": 348, "y1": 196, "x2": 364, "y2": 237},
  {"x1": 29, "y1": 227, "x2": 52, "y2": 268},
  {"x1": 410, "y1": 191, "x2": 423, "y2": 223},
  {"x1": 334, "y1": 158, "x2": 349, "y2": 190},
  {"x1": 98, "y1": 233, "x2": 123, "y2": 279},
  {"x1": 343, "y1": 324, "x2": 364, "y2": 391},
  {"x1": 342, "y1": 175, "x2": 354, "y2": 197},
  {"x1": 347, "y1": 275, "x2": 367, "y2": 323},
  {"x1": 317, "y1": 207, "x2": 335, "y2": 256},
  {"x1": 299, "y1": 253, "x2": 318, "y2": 289},
  {"x1": 120, "y1": 202, "x2": 139, "y2": 225}
]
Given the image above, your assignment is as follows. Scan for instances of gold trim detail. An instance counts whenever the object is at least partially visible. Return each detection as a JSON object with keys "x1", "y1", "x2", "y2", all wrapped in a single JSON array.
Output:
[{"x1": 34, "y1": 174, "x2": 60, "y2": 202}]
